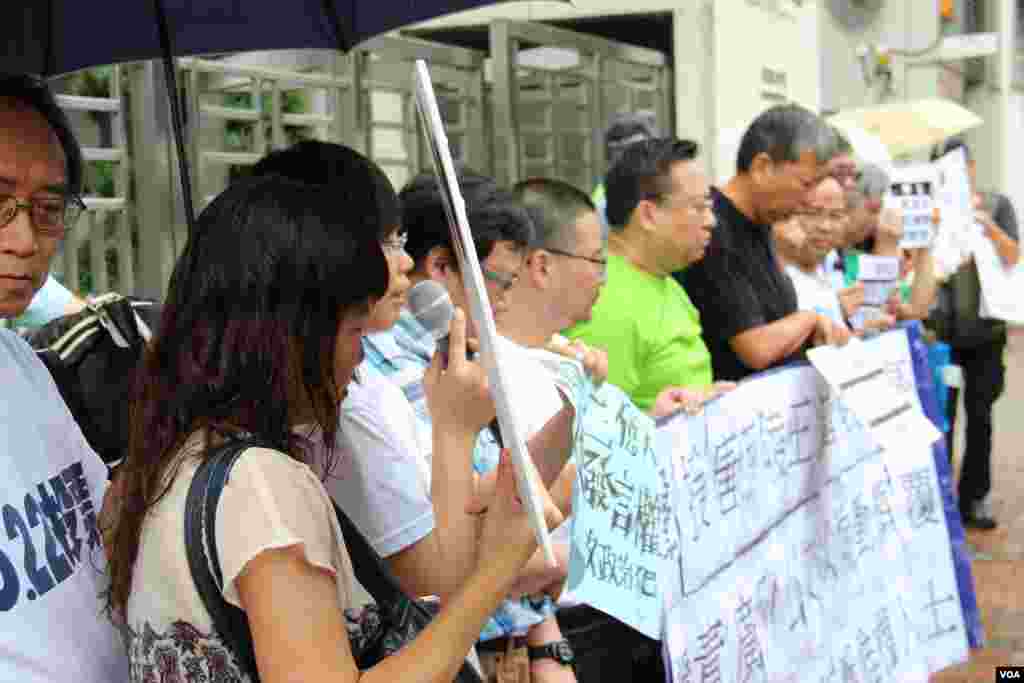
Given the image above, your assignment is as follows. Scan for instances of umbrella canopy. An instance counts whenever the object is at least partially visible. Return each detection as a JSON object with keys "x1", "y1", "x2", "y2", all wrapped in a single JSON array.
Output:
[
  {"x1": 827, "y1": 98, "x2": 983, "y2": 159},
  {"x1": 4, "y1": 1, "x2": 530, "y2": 77},
  {"x1": 3, "y1": 0, "x2": 561, "y2": 242}
]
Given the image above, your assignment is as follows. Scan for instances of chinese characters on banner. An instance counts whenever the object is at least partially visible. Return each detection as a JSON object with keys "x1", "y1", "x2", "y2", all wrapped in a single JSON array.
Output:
[
  {"x1": 887, "y1": 165, "x2": 938, "y2": 249},
  {"x1": 529, "y1": 349, "x2": 677, "y2": 640},
  {"x1": 657, "y1": 330, "x2": 968, "y2": 683}
]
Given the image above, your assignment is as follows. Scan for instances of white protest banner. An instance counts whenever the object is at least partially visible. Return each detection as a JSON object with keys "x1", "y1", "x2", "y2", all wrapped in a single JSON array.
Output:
[
  {"x1": 659, "y1": 329, "x2": 967, "y2": 683},
  {"x1": 972, "y1": 230, "x2": 1024, "y2": 325},
  {"x1": 412, "y1": 60, "x2": 555, "y2": 566},
  {"x1": 887, "y1": 165, "x2": 938, "y2": 249}
]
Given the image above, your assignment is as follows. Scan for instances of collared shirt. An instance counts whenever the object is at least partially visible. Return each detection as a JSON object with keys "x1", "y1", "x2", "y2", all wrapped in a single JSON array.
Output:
[
  {"x1": 362, "y1": 308, "x2": 436, "y2": 446},
  {"x1": 676, "y1": 187, "x2": 801, "y2": 382},
  {"x1": 363, "y1": 307, "x2": 436, "y2": 397},
  {"x1": 329, "y1": 369, "x2": 434, "y2": 558},
  {"x1": 362, "y1": 309, "x2": 556, "y2": 640},
  {"x1": 564, "y1": 254, "x2": 712, "y2": 411}
]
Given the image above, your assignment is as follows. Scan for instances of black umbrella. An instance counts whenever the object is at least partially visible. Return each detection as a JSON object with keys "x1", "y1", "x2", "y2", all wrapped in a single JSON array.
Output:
[{"x1": 4, "y1": 0, "x2": 558, "y2": 236}]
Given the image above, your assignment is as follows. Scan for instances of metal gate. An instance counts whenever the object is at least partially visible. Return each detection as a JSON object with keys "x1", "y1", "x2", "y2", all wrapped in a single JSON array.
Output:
[
  {"x1": 177, "y1": 36, "x2": 488, "y2": 210},
  {"x1": 38, "y1": 24, "x2": 669, "y2": 301},
  {"x1": 53, "y1": 65, "x2": 134, "y2": 296},
  {"x1": 488, "y1": 20, "x2": 672, "y2": 190}
]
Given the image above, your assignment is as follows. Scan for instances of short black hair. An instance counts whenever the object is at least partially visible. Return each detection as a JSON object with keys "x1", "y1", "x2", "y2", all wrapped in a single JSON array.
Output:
[
  {"x1": 931, "y1": 136, "x2": 970, "y2": 162},
  {"x1": 0, "y1": 74, "x2": 83, "y2": 195},
  {"x1": 604, "y1": 111, "x2": 659, "y2": 167},
  {"x1": 513, "y1": 177, "x2": 598, "y2": 250},
  {"x1": 252, "y1": 140, "x2": 400, "y2": 241},
  {"x1": 604, "y1": 137, "x2": 699, "y2": 230},
  {"x1": 736, "y1": 104, "x2": 837, "y2": 174},
  {"x1": 399, "y1": 169, "x2": 534, "y2": 269}
]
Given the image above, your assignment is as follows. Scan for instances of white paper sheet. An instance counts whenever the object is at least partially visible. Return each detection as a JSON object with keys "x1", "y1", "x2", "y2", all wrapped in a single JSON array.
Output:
[{"x1": 807, "y1": 336, "x2": 942, "y2": 456}]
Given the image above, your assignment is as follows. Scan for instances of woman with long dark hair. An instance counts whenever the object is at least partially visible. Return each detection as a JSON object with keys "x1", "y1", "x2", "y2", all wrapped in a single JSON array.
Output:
[{"x1": 104, "y1": 172, "x2": 559, "y2": 682}]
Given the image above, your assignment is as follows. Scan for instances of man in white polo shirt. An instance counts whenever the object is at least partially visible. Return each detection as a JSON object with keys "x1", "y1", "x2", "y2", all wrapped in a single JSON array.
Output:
[{"x1": 0, "y1": 74, "x2": 127, "y2": 681}]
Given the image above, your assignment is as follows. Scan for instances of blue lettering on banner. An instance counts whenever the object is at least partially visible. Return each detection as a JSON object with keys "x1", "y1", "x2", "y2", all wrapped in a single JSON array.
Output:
[{"x1": 0, "y1": 461, "x2": 99, "y2": 611}]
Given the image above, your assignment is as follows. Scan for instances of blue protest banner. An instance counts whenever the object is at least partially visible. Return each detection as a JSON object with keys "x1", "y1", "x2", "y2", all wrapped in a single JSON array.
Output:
[
  {"x1": 565, "y1": 380, "x2": 678, "y2": 640},
  {"x1": 903, "y1": 321, "x2": 983, "y2": 648}
]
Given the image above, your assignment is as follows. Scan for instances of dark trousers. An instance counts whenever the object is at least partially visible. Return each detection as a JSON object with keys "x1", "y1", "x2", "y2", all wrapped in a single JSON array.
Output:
[
  {"x1": 556, "y1": 605, "x2": 665, "y2": 682},
  {"x1": 946, "y1": 336, "x2": 1007, "y2": 508}
]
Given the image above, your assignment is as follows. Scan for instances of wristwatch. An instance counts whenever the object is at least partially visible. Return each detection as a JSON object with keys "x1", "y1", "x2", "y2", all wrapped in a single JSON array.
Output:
[{"x1": 527, "y1": 639, "x2": 575, "y2": 667}]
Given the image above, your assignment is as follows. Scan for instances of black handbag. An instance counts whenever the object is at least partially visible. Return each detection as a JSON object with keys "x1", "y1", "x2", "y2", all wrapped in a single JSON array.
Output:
[
  {"x1": 184, "y1": 437, "x2": 482, "y2": 681},
  {"x1": 27, "y1": 293, "x2": 161, "y2": 467}
]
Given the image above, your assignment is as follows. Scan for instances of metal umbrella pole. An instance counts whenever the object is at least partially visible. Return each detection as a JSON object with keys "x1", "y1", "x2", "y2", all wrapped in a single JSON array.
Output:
[{"x1": 152, "y1": 0, "x2": 197, "y2": 239}]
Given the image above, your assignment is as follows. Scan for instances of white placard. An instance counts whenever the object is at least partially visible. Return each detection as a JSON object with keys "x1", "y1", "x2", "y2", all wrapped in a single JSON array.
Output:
[
  {"x1": 850, "y1": 255, "x2": 900, "y2": 330},
  {"x1": 971, "y1": 230, "x2": 1024, "y2": 325},
  {"x1": 887, "y1": 165, "x2": 938, "y2": 249},
  {"x1": 857, "y1": 254, "x2": 901, "y2": 282},
  {"x1": 931, "y1": 148, "x2": 975, "y2": 278},
  {"x1": 412, "y1": 60, "x2": 556, "y2": 566}
]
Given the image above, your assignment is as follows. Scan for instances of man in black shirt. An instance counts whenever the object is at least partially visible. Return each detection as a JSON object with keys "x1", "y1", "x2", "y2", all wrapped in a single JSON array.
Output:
[{"x1": 678, "y1": 104, "x2": 850, "y2": 382}]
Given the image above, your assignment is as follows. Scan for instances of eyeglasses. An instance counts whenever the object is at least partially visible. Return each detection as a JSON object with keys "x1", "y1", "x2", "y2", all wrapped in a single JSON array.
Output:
[
  {"x1": 0, "y1": 194, "x2": 85, "y2": 239},
  {"x1": 645, "y1": 192, "x2": 713, "y2": 214},
  {"x1": 795, "y1": 208, "x2": 846, "y2": 221},
  {"x1": 381, "y1": 232, "x2": 408, "y2": 255},
  {"x1": 545, "y1": 247, "x2": 608, "y2": 270},
  {"x1": 481, "y1": 266, "x2": 519, "y2": 292}
]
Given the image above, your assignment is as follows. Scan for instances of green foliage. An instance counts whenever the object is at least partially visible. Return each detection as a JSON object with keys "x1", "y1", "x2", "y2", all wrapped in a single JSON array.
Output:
[
  {"x1": 70, "y1": 66, "x2": 114, "y2": 98},
  {"x1": 86, "y1": 160, "x2": 117, "y2": 198},
  {"x1": 222, "y1": 88, "x2": 308, "y2": 150}
]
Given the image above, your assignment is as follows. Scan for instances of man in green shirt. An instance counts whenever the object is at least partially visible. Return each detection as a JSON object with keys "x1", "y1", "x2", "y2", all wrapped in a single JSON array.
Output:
[{"x1": 566, "y1": 137, "x2": 727, "y2": 411}]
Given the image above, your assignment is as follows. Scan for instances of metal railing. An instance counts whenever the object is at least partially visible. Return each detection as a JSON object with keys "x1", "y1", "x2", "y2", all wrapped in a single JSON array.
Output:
[
  {"x1": 47, "y1": 25, "x2": 669, "y2": 301},
  {"x1": 489, "y1": 20, "x2": 672, "y2": 188},
  {"x1": 56, "y1": 65, "x2": 135, "y2": 295}
]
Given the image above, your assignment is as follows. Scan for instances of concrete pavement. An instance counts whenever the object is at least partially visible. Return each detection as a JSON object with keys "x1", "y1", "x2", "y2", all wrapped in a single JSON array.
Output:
[{"x1": 933, "y1": 329, "x2": 1024, "y2": 681}]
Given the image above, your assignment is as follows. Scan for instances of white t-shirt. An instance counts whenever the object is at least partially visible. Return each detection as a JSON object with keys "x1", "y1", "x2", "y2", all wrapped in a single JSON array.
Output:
[
  {"x1": 786, "y1": 264, "x2": 846, "y2": 325},
  {"x1": 327, "y1": 368, "x2": 434, "y2": 557},
  {"x1": 0, "y1": 329, "x2": 127, "y2": 682},
  {"x1": 472, "y1": 336, "x2": 570, "y2": 473},
  {"x1": 126, "y1": 436, "x2": 354, "y2": 680}
]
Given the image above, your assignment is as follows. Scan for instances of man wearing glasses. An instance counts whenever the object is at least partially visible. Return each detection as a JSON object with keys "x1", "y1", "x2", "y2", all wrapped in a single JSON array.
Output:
[
  {"x1": 0, "y1": 75, "x2": 127, "y2": 680},
  {"x1": 564, "y1": 137, "x2": 730, "y2": 412},
  {"x1": 359, "y1": 170, "x2": 582, "y2": 683},
  {"x1": 774, "y1": 177, "x2": 865, "y2": 331}
]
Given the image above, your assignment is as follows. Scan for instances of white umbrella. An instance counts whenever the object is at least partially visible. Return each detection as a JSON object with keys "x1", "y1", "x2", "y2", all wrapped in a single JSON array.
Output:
[
  {"x1": 828, "y1": 98, "x2": 983, "y2": 158},
  {"x1": 828, "y1": 119, "x2": 893, "y2": 169}
]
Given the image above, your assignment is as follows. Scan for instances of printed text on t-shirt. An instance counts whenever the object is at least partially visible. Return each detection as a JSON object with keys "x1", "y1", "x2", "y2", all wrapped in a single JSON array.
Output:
[{"x1": 0, "y1": 461, "x2": 101, "y2": 610}]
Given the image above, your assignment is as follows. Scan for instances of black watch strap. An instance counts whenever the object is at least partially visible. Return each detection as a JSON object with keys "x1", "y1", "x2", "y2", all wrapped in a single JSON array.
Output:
[{"x1": 527, "y1": 639, "x2": 575, "y2": 666}]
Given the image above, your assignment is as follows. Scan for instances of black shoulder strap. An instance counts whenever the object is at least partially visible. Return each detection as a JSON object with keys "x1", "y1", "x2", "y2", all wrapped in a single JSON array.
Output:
[
  {"x1": 184, "y1": 438, "x2": 271, "y2": 680},
  {"x1": 331, "y1": 501, "x2": 483, "y2": 683},
  {"x1": 186, "y1": 439, "x2": 482, "y2": 683},
  {"x1": 330, "y1": 499, "x2": 419, "y2": 616}
]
